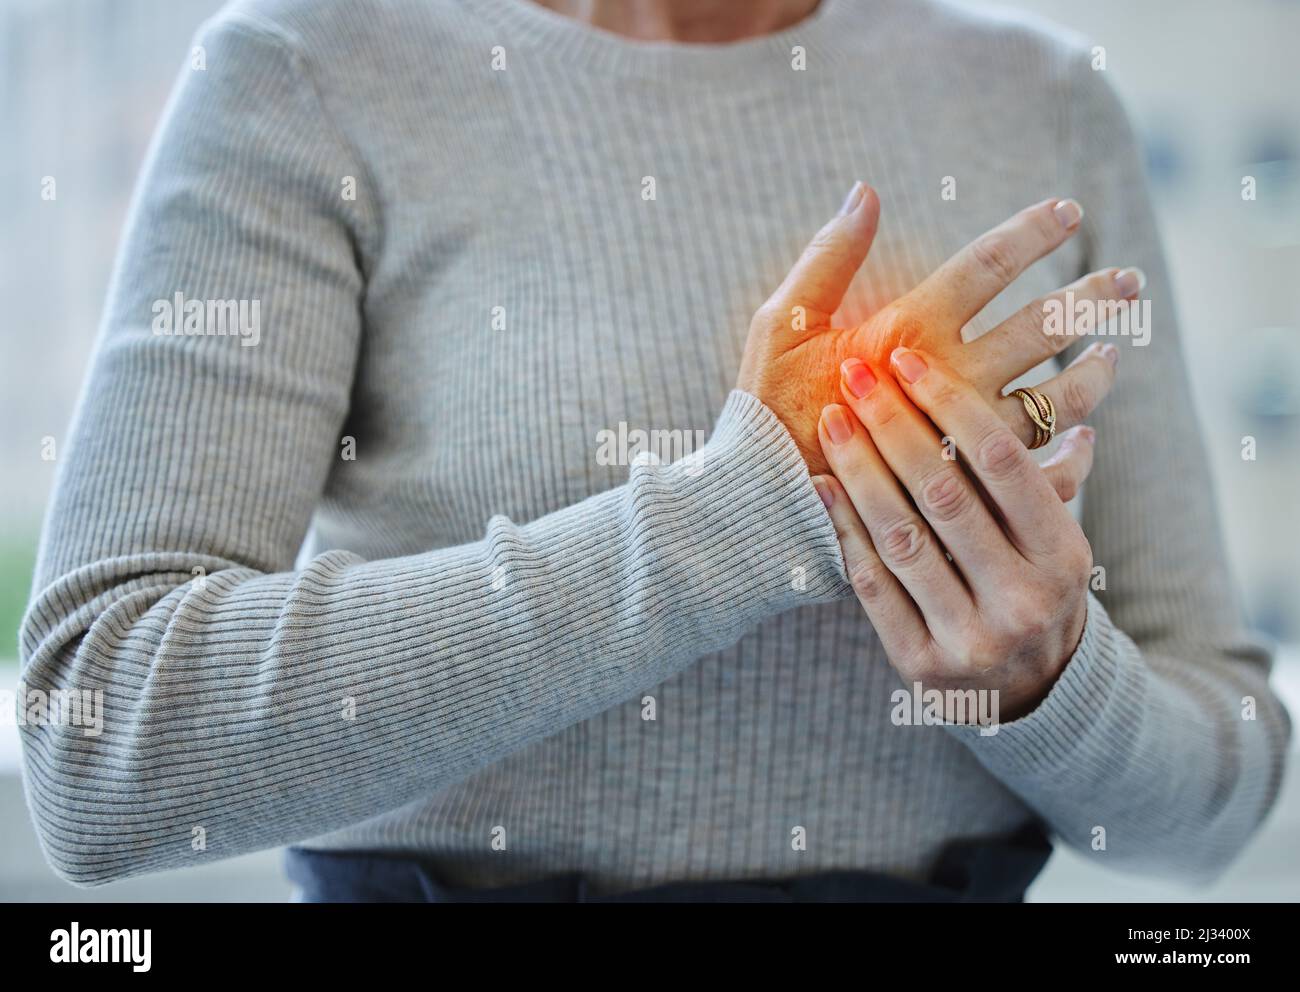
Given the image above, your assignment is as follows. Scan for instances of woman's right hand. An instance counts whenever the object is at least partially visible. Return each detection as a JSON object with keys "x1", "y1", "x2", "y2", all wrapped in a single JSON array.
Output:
[{"x1": 736, "y1": 183, "x2": 1140, "y2": 476}]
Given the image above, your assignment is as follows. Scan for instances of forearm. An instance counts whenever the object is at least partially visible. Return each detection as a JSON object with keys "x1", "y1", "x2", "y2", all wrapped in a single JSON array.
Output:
[{"x1": 20, "y1": 390, "x2": 846, "y2": 886}]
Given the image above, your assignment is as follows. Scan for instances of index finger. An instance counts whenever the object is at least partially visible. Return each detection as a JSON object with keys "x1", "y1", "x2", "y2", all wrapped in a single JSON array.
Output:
[
  {"x1": 885, "y1": 346, "x2": 1074, "y2": 560},
  {"x1": 905, "y1": 198, "x2": 1084, "y2": 332}
]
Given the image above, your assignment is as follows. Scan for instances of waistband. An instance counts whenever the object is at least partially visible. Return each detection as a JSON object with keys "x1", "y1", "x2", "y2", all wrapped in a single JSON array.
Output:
[{"x1": 284, "y1": 824, "x2": 1051, "y2": 903}]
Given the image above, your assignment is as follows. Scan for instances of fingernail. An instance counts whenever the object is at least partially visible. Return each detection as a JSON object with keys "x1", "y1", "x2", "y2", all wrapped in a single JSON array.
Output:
[
  {"x1": 1101, "y1": 343, "x2": 1119, "y2": 367},
  {"x1": 812, "y1": 476, "x2": 834, "y2": 509},
  {"x1": 822, "y1": 405, "x2": 853, "y2": 445},
  {"x1": 1053, "y1": 198, "x2": 1084, "y2": 229},
  {"x1": 1079, "y1": 426, "x2": 1096, "y2": 444},
  {"x1": 841, "y1": 357, "x2": 877, "y2": 398},
  {"x1": 890, "y1": 347, "x2": 928, "y2": 384},
  {"x1": 839, "y1": 181, "x2": 865, "y2": 216},
  {"x1": 1113, "y1": 266, "x2": 1146, "y2": 298}
]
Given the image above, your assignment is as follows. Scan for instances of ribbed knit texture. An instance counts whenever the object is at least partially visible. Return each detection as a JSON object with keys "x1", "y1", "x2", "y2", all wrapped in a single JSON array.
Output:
[{"x1": 19, "y1": 0, "x2": 1289, "y2": 890}]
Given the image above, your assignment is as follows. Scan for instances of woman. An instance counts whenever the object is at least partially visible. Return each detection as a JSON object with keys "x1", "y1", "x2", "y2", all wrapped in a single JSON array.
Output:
[{"x1": 20, "y1": 0, "x2": 1288, "y2": 900}]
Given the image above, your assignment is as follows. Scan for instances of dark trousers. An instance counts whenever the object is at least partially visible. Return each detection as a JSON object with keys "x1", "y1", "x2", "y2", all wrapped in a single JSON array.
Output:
[{"x1": 284, "y1": 823, "x2": 1051, "y2": 903}]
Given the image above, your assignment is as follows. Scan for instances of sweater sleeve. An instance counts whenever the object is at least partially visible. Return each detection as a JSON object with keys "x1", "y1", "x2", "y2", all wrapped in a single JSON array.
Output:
[
  {"x1": 946, "y1": 48, "x2": 1291, "y2": 881},
  {"x1": 17, "y1": 15, "x2": 849, "y2": 886}
]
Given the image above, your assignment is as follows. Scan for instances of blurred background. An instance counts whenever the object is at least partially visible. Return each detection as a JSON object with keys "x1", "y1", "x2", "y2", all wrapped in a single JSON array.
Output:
[{"x1": 1, "y1": 0, "x2": 1297, "y2": 901}]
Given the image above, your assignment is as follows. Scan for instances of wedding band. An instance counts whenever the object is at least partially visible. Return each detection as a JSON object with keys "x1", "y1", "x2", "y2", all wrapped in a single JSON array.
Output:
[{"x1": 1011, "y1": 387, "x2": 1057, "y2": 450}]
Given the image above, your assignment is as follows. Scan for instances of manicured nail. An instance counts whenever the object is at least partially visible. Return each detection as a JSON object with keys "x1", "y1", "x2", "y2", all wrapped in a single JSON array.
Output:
[
  {"x1": 839, "y1": 181, "x2": 865, "y2": 216},
  {"x1": 1101, "y1": 343, "x2": 1120, "y2": 367},
  {"x1": 812, "y1": 476, "x2": 834, "y2": 509},
  {"x1": 890, "y1": 347, "x2": 928, "y2": 384},
  {"x1": 822, "y1": 405, "x2": 853, "y2": 445},
  {"x1": 841, "y1": 357, "x2": 877, "y2": 398},
  {"x1": 1079, "y1": 426, "x2": 1096, "y2": 444},
  {"x1": 1113, "y1": 266, "x2": 1146, "y2": 298},
  {"x1": 1053, "y1": 198, "x2": 1084, "y2": 229}
]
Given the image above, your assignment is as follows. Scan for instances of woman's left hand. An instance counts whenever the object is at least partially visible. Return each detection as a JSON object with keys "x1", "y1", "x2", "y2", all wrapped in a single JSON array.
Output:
[{"x1": 812, "y1": 346, "x2": 1105, "y2": 722}]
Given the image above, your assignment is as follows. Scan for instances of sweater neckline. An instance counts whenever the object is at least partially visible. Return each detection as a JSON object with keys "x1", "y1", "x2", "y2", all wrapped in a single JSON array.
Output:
[{"x1": 465, "y1": 0, "x2": 858, "y2": 78}]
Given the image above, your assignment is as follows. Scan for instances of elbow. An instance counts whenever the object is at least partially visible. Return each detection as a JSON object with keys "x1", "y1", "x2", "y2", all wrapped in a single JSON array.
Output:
[
  {"x1": 1169, "y1": 673, "x2": 1293, "y2": 885},
  {"x1": 1174, "y1": 842, "x2": 1248, "y2": 889},
  {"x1": 1157, "y1": 720, "x2": 1290, "y2": 887},
  {"x1": 36, "y1": 842, "x2": 125, "y2": 890},
  {"x1": 25, "y1": 798, "x2": 133, "y2": 889},
  {"x1": 17, "y1": 575, "x2": 184, "y2": 886},
  {"x1": 21, "y1": 732, "x2": 152, "y2": 888},
  {"x1": 19, "y1": 647, "x2": 155, "y2": 888}
]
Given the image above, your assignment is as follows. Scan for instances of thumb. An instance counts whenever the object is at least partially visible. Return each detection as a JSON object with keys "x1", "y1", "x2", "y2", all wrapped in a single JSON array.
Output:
[{"x1": 766, "y1": 181, "x2": 880, "y2": 338}]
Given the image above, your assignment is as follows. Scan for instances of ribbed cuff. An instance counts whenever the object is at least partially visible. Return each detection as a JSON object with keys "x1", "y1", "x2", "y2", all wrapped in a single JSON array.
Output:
[
  {"x1": 944, "y1": 593, "x2": 1148, "y2": 780},
  {"x1": 668, "y1": 389, "x2": 852, "y2": 611}
]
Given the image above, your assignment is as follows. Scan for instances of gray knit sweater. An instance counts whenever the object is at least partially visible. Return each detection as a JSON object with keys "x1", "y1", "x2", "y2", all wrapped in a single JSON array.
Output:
[{"x1": 20, "y1": 0, "x2": 1289, "y2": 890}]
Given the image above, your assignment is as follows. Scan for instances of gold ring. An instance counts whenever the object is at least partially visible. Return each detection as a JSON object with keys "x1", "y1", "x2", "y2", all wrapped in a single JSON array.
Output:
[{"x1": 1011, "y1": 387, "x2": 1057, "y2": 450}]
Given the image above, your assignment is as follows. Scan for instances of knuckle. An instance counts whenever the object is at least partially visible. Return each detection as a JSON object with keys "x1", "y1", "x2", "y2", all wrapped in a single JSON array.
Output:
[
  {"x1": 976, "y1": 429, "x2": 1026, "y2": 480},
  {"x1": 982, "y1": 588, "x2": 1051, "y2": 642},
  {"x1": 920, "y1": 470, "x2": 973, "y2": 524},
  {"x1": 1019, "y1": 307, "x2": 1059, "y2": 355},
  {"x1": 879, "y1": 304, "x2": 926, "y2": 352},
  {"x1": 833, "y1": 441, "x2": 870, "y2": 475},
  {"x1": 1053, "y1": 473, "x2": 1079, "y2": 503},
  {"x1": 1006, "y1": 597, "x2": 1051, "y2": 639},
  {"x1": 750, "y1": 301, "x2": 782, "y2": 333},
  {"x1": 1059, "y1": 376, "x2": 1096, "y2": 423},
  {"x1": 927, "y1": 378, "x2": 963, "y2": 410},
  {"x1": 912, "y1": 649, "x2": 947, "y2": 682},
  {"x1": 805, "y1": 228, "x2": 849, "y2": 266},
  {"x1": 878, "y1": 517, "x2": 930, "y2": 568},
  {"x1": 971, "y1": 235, "x2": 1019, "y2": 284},
  {"x1": 1085, "y1": 269, "x2": 1116, "y2": 299},
  {"x1": 807, "y1": 226, "x2": 840, "y2": 253},
  {"x1": 957, "y1": 630, "x2": 996, "y2": 669},
  {"x1": 953, "y1": 626, "x2": 999, "y2": 672},
  {"x1": 863, "y1": 392, "x2": 903, "y2": 430},
  {"x1": 878, "y1": 301, "x2": 909, "y2": 327},
  {"x1": 1031, "y1": 206, "x2": 1061, "y2": 243},
  {"x1": 847, "y1": 558, "x2": 891, "y2": 602},
  {"x1": 1061, "y1": 532, "x2": 1094, "y2": 582}
]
